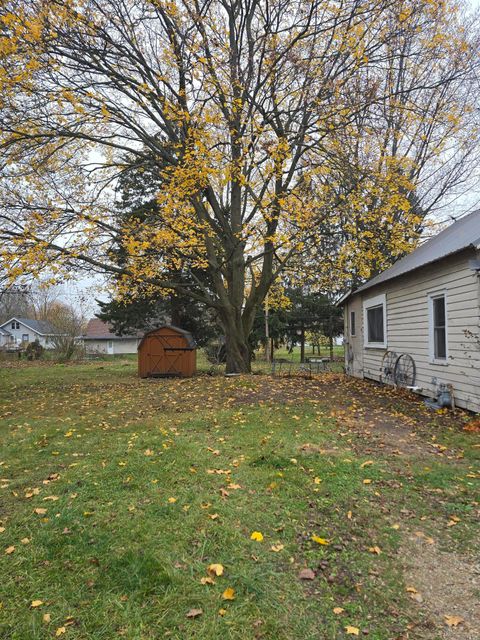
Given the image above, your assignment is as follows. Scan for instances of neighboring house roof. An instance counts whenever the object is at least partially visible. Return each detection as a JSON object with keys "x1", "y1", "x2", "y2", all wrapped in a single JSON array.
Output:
[
  {"x1": 354, "y1": 210, "x2": 480, "y2": 296},
  {"x1": 0, "y1": 327, "x2": 12, "y2": 336},
  {"x1": 81, "y1": 318, "x2": 143, "y2": 340},
  {"x1": 0, "y1": 317, "x2": 57, "y2": 335}
]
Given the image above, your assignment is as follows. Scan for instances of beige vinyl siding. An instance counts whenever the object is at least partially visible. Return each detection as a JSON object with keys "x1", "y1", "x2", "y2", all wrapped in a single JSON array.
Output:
[{"x1": 347, "y1": 248, "x2": 480, "y2": 413}]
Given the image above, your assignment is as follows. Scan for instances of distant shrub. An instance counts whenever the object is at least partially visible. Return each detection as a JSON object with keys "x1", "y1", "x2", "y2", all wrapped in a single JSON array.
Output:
[{"x1": 25, "y1": 340, "x2": 44, "y2": 360}]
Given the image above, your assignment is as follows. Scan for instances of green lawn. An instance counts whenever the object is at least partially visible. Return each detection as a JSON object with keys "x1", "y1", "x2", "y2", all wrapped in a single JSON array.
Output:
[{"x1": 0, "y1": 360, "x2": 478, "y2": 639}]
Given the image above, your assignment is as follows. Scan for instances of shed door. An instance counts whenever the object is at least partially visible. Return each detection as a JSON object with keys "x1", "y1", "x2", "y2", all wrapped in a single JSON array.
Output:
[{"x1": 148, "y1": 333, "x2": 185, "y2": 375}]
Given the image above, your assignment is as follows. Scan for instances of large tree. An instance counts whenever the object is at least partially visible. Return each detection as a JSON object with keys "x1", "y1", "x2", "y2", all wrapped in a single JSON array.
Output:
[{"x1": 0, "y1": 0, "x2": 479, "y2": 371}]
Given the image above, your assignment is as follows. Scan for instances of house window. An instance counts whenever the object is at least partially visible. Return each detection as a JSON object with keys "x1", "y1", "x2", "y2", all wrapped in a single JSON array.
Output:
[
  {"x1": 108, "y1": 340, "x2": 113, "y2": 348},
  {"x1": 22, "y1": 334, "x2": 29, "y2": 342},
  {"x1": 11, "y1": 321, "x2": 19, "y2": 330},
  {"x1": 350, "y1": 311, "x2": 356, "y2": 337},
  {"x1": 363, "y1": 294, "x2": 387, "y2": 348},
  {"x1": 429, "y1": 293, "x2": 447, "y2": 363}
]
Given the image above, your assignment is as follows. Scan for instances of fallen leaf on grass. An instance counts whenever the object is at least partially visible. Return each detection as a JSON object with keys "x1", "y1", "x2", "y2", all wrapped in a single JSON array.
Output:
[
  {"x1": 270, "y1": 544, "x2": 284, "y2": 552},
  {"x1": 0, "y1": 527, "x2": 5, "y2": 533},
  {"x1": 368, "y1": 546, "x2": 382, "y2": 555},
  {"x1": 21, "y1": 538, "x2": 30, "y2": 545},
  {"x1": 55, "y1": 627, "x2": 66, "y2": 636},
  {"x1": 207, "y1": 563, "x2": 224, "y2": 577},
  {"x1": 444, "y1": 615, "x2": 464, "y2": 627},
  {"x1": 5, "y1": 546, "x2": 15, "y2": 555},
  {"x1": 333, "y1": 607, "x2": 344, "y2": 614},
  {"x1": 43, "y1": 613, "x2": 51, "y2": 623},
  {"x1": 34, "y1": 508, "x2": 47, "y2": 515},
  {"x1": 200, "y1": 576, "x2": 215, "y2": 585},
  {"x1": 218, "y1": 608, "x2": 227, "y2": 616},
  {"x1": 186, "y1": 608, "x2": 203, "y2": 619},
  {"x1": 25, "y1": 488, "x2": 40, "y2": 498},
  {"x1": 363, "y1": 479, "x2": 372, "y2": 485},
  {"x1": 360, "y1": 460, "x2": 374, "y2": 468},
  {"x1": 250, "y1": 531, "x2": 264, "y2": 542},
  {"x1": 345, "y1": 626, "x2": 360, "y2": 636},
  {"x1": 31, "y1": 600, "x2": 43, "y2": 608},
  {"x1": 311, "y1": 535, "x2": 329, "y2": 545},
  {"x1": 167, "y1": 497, "x2": 177, "y2": 504},
  {"x1": 298, "y1": 568, "x2": 315, "y2": 580},
  {"x1": 222, "y1": 587, "x2": 235, "y2": 600}
]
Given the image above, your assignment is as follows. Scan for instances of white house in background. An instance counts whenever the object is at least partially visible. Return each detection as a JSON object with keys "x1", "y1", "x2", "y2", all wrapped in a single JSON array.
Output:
[
  {"x1": 0, "y1": 317, "x2": 58, "y2": 349},
  {"x1": 0, "y1": 327, "x2": 12, "y2": 347},
  {"x1": 339, "y1": 210, "x2": 480, "y2": 413},
  {"x1": 80, "y1": 318, "x2": 142, "y2": 355}
]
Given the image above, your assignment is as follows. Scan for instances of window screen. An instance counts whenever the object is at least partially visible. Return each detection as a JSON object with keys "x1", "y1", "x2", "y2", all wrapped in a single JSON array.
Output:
[
  {"x1": 367, "y1": 305, "x2": 384, "y2": 343},
  {"x1": 432, "y1": 295, "x2": 446, "y2": 359}
]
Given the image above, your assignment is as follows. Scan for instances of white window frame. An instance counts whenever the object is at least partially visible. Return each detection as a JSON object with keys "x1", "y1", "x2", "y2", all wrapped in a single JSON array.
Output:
[
  {"x1": 363, "y1": 293, "x2": 387, "y2": 348},
  {"x1": 428, "y1": 291, "x2": 448, "y2": 365}
]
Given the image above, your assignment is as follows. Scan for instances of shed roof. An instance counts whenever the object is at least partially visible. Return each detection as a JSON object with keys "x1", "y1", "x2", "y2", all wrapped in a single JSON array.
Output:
[
  {"x1": 82, "y1": 318, "x2": 142, "y2": 340},
  {"x1": 138, "y1": 325, "x2": 196, "y2": 350},
  {"x1": 0, "y1": 317, "x2": 57, "y2": 335},
  {"x1": 354, "y1": 210, "x2": 480, "y2": 295}
]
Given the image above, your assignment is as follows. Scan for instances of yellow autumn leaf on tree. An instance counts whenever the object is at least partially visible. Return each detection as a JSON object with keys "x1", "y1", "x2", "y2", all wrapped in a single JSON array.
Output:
[{"x1": 250, "y1": 531, "x2": 264, "y2": 541}]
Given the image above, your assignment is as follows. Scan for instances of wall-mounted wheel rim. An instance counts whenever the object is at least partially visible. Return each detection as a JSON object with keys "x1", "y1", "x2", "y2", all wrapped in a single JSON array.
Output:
[
  {"x1": 394, "y1": 353, "x2": 416, "y2": 388},
  {"x1": 380, "y1": 350, "x2": 398, "y2": 385}
]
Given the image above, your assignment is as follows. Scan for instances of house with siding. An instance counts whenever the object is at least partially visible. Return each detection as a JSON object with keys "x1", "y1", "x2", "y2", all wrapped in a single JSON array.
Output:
[
  {"x1": 0, "y1": 317, "x2": 58, "y2": 349},
  {"x1": 339, "y1": 210, "x2": 480, "y2": 413},
  {"x1": 80, "y1": 318, "x2": 142, "y2": 355}
]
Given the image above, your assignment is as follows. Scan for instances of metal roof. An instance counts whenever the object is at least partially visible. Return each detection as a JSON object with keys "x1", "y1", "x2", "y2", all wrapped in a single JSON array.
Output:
[
  {"x1": 355, "y1": 210, "x2": 480, "y2": 295},
  {"x1": 0, "y1": 317, "x2": 57, "y2": 335}
]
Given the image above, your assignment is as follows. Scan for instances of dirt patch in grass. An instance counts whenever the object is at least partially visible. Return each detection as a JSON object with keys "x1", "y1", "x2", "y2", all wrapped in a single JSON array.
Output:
[
  {"x1": 229, "y1": 373, "x2": 469, "y2": 459},
  {"x1": 402, "y1": 533, "x2": 480, "y2": 639}
]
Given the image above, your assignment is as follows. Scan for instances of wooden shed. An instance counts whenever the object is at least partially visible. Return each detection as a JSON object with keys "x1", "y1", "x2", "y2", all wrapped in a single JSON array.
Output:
[{"x1": 138, "y1": 326, "x2": 196, "y2": 378}]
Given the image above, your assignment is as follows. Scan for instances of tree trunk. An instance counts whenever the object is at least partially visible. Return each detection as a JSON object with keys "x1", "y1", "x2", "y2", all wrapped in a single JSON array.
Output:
[
  {"x1": 220, "y1": 309, "x2": 252, "y2": 373},
  {"x1": 224, "y1": 330, "x2": 251, "y2": 373},
  {"x1": 300, "y1": 325, "x2": 305, "y2": 363}
]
